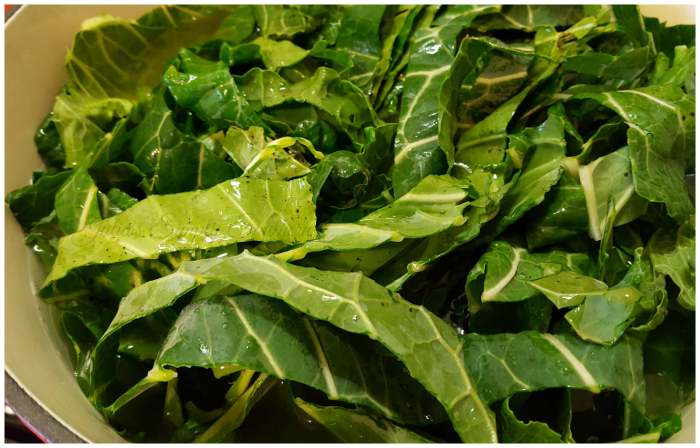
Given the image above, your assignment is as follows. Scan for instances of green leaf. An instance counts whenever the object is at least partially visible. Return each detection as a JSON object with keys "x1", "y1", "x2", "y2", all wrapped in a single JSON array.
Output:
[
  {"x1": 497, "y1": 396, "x2": 564, "y2": 443},
  {"x1": 378, "y1": 176, "x2": 509, "y2": 290},
  {"x1": 392, "y1": 6, "x2": 498, "y2": 197},
  {"x1": 579, "y1": 147, "x2": 648, "y2": 241},
  {"x1": 253, "y1": 37, "x2": 309, "y2": 71},
  {"x1": 34, "y1": 114, "x2": 66, "y2": 169},
  {"x1": 90, "y1": 163, "x2": 144, "y2": 198},
  {"x1": 298, "y1": 242, "x2": 412, "y2": 277},
  {"x1": 525, "y1": 168, "x2": 588, "y2": 250},
  {"x1": 44, "y1": 178, "x2": 317, "y2": 285},
  {"x1": 54, "y1": 168, "x2": 101, "y2": 234},
  {"x1": 564, "y1": 287, "x2": 642, "y2": 345},
  {"x1": 466, "y1": 240, "x2": 595, "y2": 306},
  {"x1": 279, "y1": 175, "x2": 468, "y2": 261},
  {"x1": 296, "y1": 398, "x2": 432, "y2": 442},
  {"x1": 195, "y1": 373, "x2": 277, "y2": 442},
  {"x1": 529, "y1": 271, "x2": 608, "y2": 309},
  {"x1": 157, "y1": 295, "x2": 445, "y2": 425},
  {"x1": 222, "y1": 127, "x2": 322, "y2": 180},
  {"x1": 334, "y1": 6, "x2": 386, "y2": 95},
  {"x1": 372, "y1": 6, "x2": 426, "y2": 105},
  {"x1": 105, "y1": 189, "x2": 138, "y2": 212},
  {"x1": 211, "y1": 66, "x2": 380, "y2": 148},
  {"x1": 105, "y1": 252, "x2": 499, "y2": 442},
  {"x1": 24, "y1": 212, "x2": 63, "y2": 268},
  {"x1": 305, "y1": 150, "x2": 372, "y2": 207},
  {"x1": 643, "y1": 311, "x2": 694, "y2": 419},
  {"x1": 473, "y1": 5, "x2": 584, "y2": 32},
  {"x1": 6, "y1": 170, "x2": 72, "y2": 231},
  {"x1": 573, "y1": 85, "x2": 694, "y2": 220},
  {"x1": 651, "y1": 46, "x2": 695, "y2": 94},
  {"x1": 212, "y1": 6, "x2": 256, "y2": 43},
  {"x1": 485, "y1": 103, "x2": 568, "y2": 236},
  {"x1": 575, "y1": 120, "x2": 627, "y2": 164},
  {"x1": 564, "y1": 47, "x2": 653, "y2": 89},
  {"x1": 462, "y1": 332, "x2": 645, "y2": 409},
  {"x1": 611, "y1": 6, "x2": 649, "y2": 48},
  {"x1": 254, "y1": 6, "x2": 319, "y2": 39},
  {"x1": 648, "y1": 220, "x2": 695, "y2": 310},
  {"x1": 129, "y1": 91, "x2": 241, "y2": 194},
  {"x1": 441, "y1": 37, "x2": 534, "y2": 177}
]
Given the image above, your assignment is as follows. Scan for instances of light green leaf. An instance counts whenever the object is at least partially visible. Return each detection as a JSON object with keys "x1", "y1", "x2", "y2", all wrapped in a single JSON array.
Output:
[
  {"x1": 529, "y1": 271, "x2": 608, "y2": 308},
  {"x1": 648, "y1": 220, "x2": 695, "y2": 310},
  {"x1": 66, "y1": 6, "x2": 229, "y2": 99},
  {"x1": 253, "y1": 37, "x2": 309, "y2": 71},
  {"x1": 57, "y1": 6, "x2": 230, "y2": 166},
  {"x1": 578, "y1": 147, "x2": 648, "y2": 241},
  {"x1": 223, "y1": 127, "x2": 322, "y2": 180},
  {"x1": 44, "y1": 178, "x2": 317, "y2": 285},
  {"x1": 279, "y1": 175, "x2": 468, "y2": 261},
  {"x1": 564, "y1": 287, "x2": 642, "y2": 345},
  {"x1": 52, "y1": 91, "x2": 132, "y2": 167},
  {"x1": 254, "y1": 6, "x2": 319, "y2": 38},
  {"x1": 466, "y1": 240, "x2": 595, "y2": 306},
  {"x1": 54, "y1": 168, "x2": 101, "y2": 234},
  {"x1": 529, "y1": 266, "x2": 647, "y2": 345}
]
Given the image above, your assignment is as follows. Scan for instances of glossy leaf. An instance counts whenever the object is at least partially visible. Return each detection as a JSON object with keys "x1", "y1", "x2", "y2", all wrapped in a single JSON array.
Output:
[
  {"x1": 54, "y1": 168, "x2": 101, "y2": 234},
  {"x1": 462, "y1": 332, "x2": 645, "y2": 409},
  {"x1": 102, "y1": 252, "x2": 499, "y2": 442},
  {"x1": 222, "y1": 127, "x2": 321, "y2": 180},
  {"x1": 129, "y1": 91, "x2": 241, "y2": 194},
  {"x1": 525, "y1": 169, "x2": 588, "y2": 250},
  {"x1": 7, "y1": 170, "x2": 72, "y2": 230},
  {"x1": 578, "y1": 147, "x2": 647, "y2": 241},
  {"x1": 485, "y1": 103, "x2": 568, "y2": 236},
  {"x1": 648, "y1": 220, "x2": 695, "y2": 310},
  {"x1": 392, "y1": 6, "x2": 498, "y2": 197},
  {"x1": 466, "y1": 240, "x2": 595, "y2": 306},
  {"x1": 574, "y1": 86, "x2": 694, "y2": 220},
  {"x1": 279, "y1": 175, "x2": 468, "y2": 261},
  {"x1": 157, "y1": 295, "x2": 445, "y2": 425},
  {"x1": 45, "y1": 178, "x2": 316, "y2": 285},
  {"x1": 529, "y1": 271, "x2": 608, "y2": 309}
]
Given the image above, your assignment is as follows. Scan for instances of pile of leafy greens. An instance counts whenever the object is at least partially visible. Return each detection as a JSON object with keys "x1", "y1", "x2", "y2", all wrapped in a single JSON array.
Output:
[{"x1": 6, "y1": 5, "x2": 695, "y2": 443}]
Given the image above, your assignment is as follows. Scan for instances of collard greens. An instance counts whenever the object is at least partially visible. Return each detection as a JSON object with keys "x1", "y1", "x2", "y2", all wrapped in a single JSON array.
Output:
[{"x1": 7, "y1": 4, "x2": 695, "y2": 443}]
